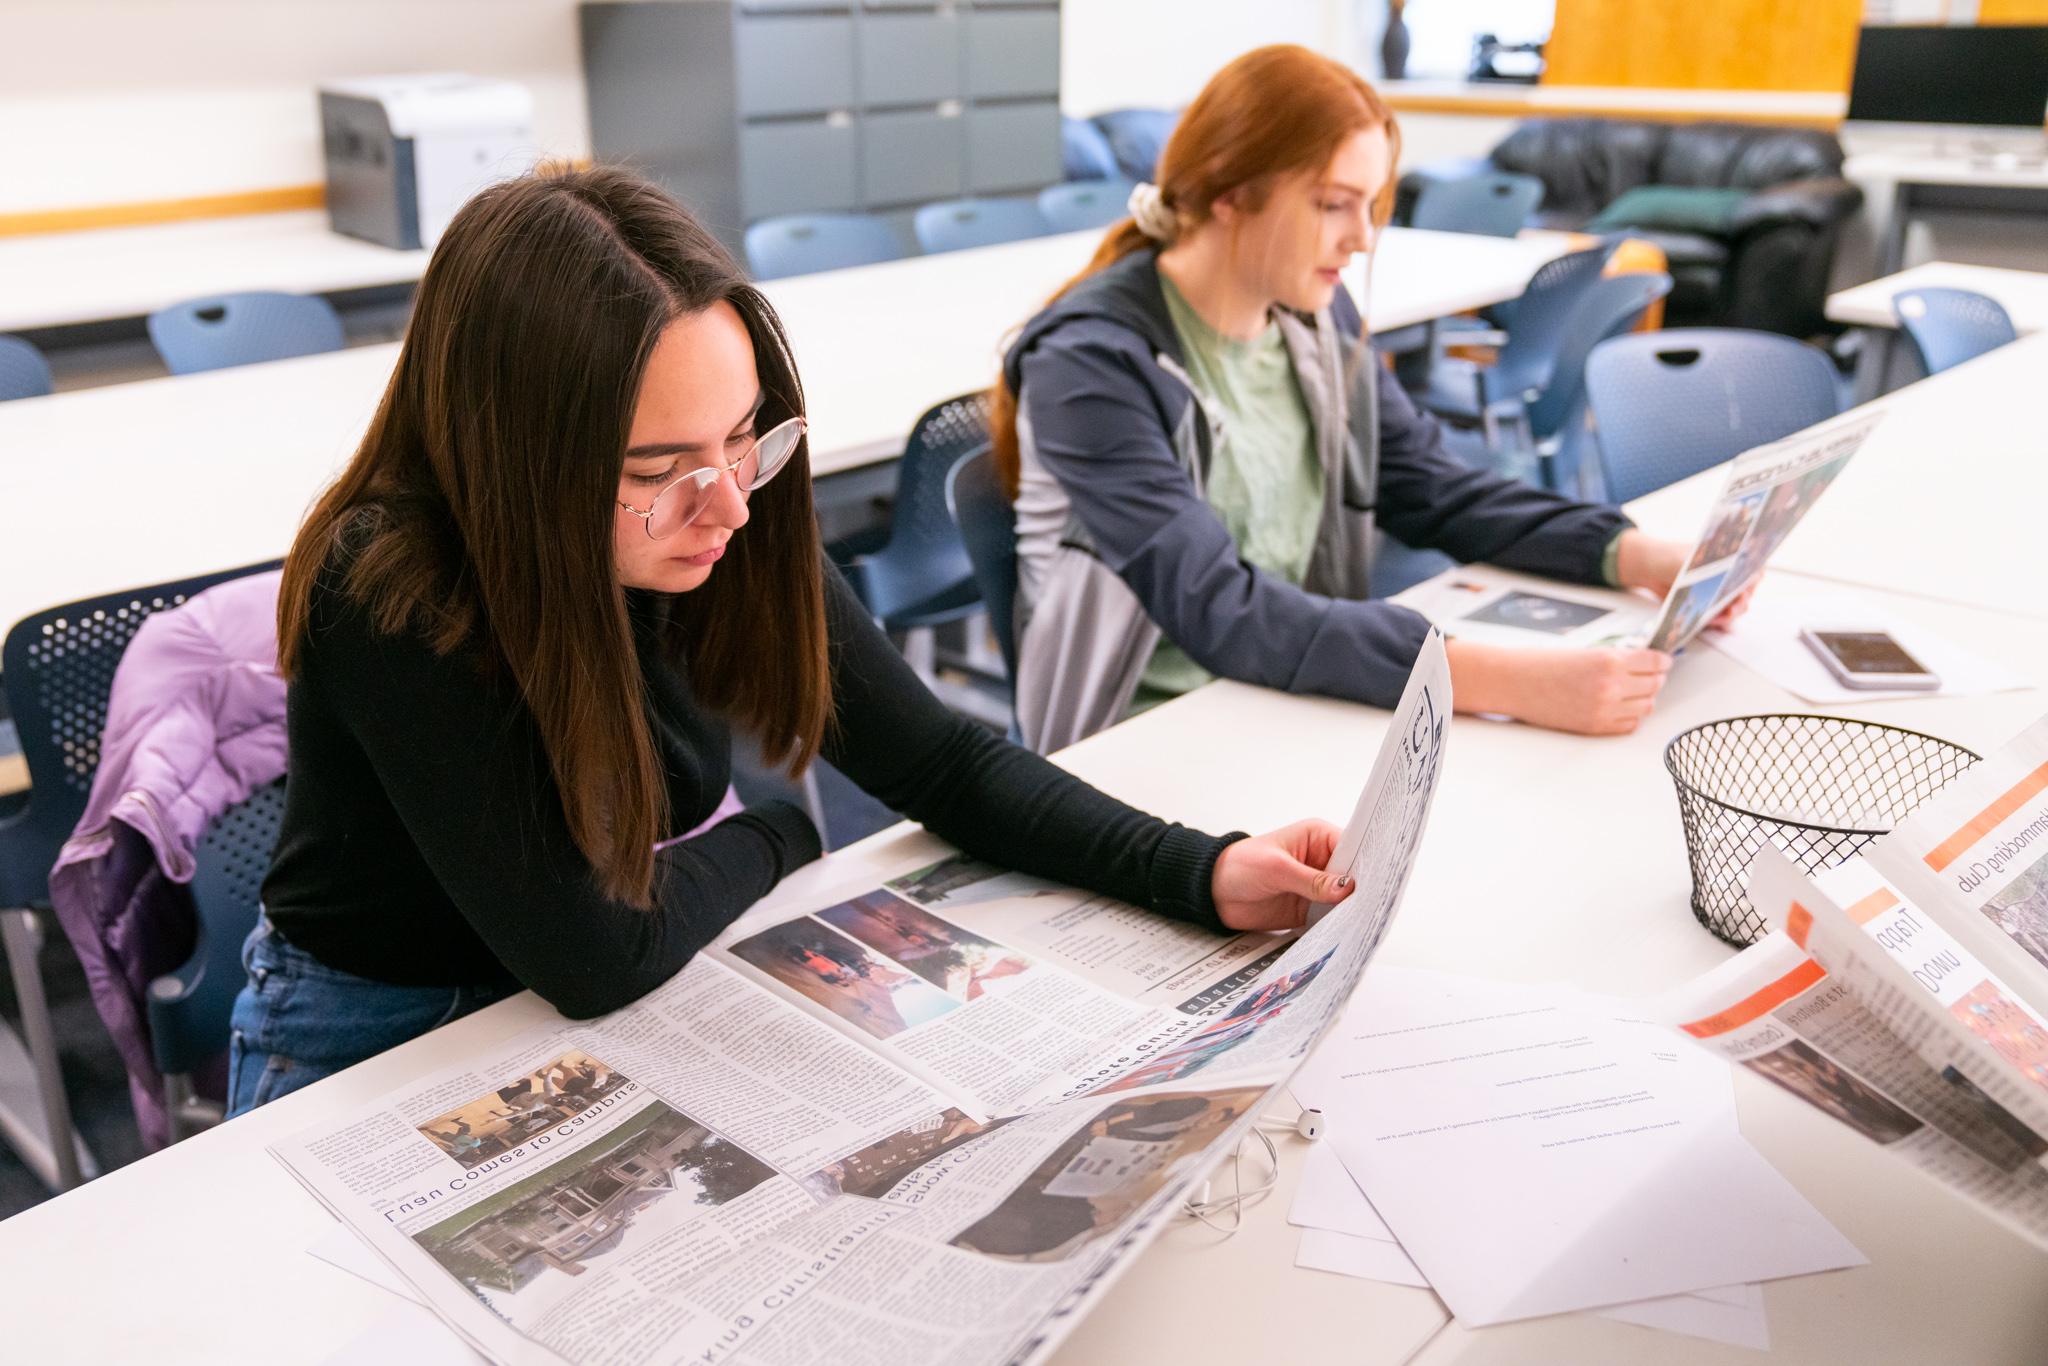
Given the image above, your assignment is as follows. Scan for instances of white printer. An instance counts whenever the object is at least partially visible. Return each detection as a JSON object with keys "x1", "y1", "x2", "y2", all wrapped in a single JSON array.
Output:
[{"x1": 319, "y1": 75, "x2": 538, "y2": 250}]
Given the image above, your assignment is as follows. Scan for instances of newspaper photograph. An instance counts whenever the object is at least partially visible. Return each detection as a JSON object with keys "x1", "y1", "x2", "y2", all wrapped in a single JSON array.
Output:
[
  {"x1": 271, "y1": 637, "x2": 1455, "y2": 1366},
  {"x1": 1398, "y1": 565, "x2": 1653, "y2": 651},
  {"x1": 1642, "y1": 410, "x2": 1883, "y2": 653},
  {"x1": 882, "y1": 855, "x2": 1290, "y2": 1013}
]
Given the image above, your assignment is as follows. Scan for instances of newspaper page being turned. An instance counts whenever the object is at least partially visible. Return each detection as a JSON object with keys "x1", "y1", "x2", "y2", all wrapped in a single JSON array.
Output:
[
  {"x1": 1395, "y1": 411, "x2": 1882, "y2": 655},
  {"x1": 1660, "y1": 916, "x2": 2048, "y2": 1251},
  {"x1": 270, "y1": 634, "x2": 1454, "y2": 1366},
  {"x1": 1641, "y1": 410, "x2": 1883, "y2": 653}
]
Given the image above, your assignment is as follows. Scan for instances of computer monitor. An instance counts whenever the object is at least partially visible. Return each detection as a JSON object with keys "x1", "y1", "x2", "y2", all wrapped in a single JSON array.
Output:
[{"x1": 1846, "y1": 25, "x2": 2048, "y2": 131}]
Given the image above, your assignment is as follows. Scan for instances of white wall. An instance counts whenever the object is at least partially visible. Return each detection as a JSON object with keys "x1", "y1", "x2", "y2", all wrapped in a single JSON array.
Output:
[
  {"x1": 1058, "y1": 0, "x2": 1361, "y2": 117},
  {"x1": 0, "y1": 0, "x2": 1372, "y2": 216},
  {"x1": 0, "y1": 0, "x2": 593, "y2": 214}
]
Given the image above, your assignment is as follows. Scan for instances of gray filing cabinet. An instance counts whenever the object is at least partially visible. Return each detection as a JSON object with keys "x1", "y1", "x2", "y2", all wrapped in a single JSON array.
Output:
[{"x1": 579, "y1": 1, "x2": 1062, "y2": 258}]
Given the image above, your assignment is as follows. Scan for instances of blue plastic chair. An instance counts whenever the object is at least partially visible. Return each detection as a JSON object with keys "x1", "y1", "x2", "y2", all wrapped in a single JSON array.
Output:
[
  {"x1": 1409, "y1": 172, "x2": 1545, "y2": 238},
  {"x1": 1092, "y1": 108, "x2": 1180, "y2": 183},
  {"x1": 745, "y1": 213, "x2": 906, "y2": 281},
  {"x1": 1892, "y1": 287, "x2": 2019, "y2": 377},
  {"x1": 150, "y1": 777, "x2": 285, "y2": 1141},
  {"x1": 848, "y1": 393, "x2": 990, "y2": 638},
  {"x1": 1423, "y1": 272, "x2": 1673, "y2": 488},
  {"x1": 945, "y1": 446, "x2": 1018, "y2": 692},
  {"x1": 0, "y1": 334, "x2": 54, "y2": 401},
  {"x1": 913, "y1": 198, "x2": 1050, "y2": 255},
  {"x1": 147, "y1": 292, "x2": 345, "y2": 376},
  {"x1": 1585, "y1": 329, "x2": 1842, "y2": 505},
  {"x1": 1037, "y1": 179, "x2": 1138, "y2": 234},
  {"x1": 1411, "y1": 246, "x2": 1613, "y2": 433},
  {"x1": 1397, "y1": 242, "x2": 1614, "y2": 386},
  {"x1": 0, "y1": 560, "x2": 279, "y2": 1188},
  {"x1": 1062, "y1": 116, "x2": 1122, "y2": 181}
]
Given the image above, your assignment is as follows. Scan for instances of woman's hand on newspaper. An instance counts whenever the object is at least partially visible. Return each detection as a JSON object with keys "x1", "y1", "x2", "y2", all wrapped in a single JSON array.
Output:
[
  {"x1": 1614, "y1": 529, "x2": 1758, "y2": 631},
  {"x1": 1447, "y1": 639, "x2": 1671, "y2": 736},
  {"x1": 1211, "y1": 819, "x2": 1350, "y2": 931}
]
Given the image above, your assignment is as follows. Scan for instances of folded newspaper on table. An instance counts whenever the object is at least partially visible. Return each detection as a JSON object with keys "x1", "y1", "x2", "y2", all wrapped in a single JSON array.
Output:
[
  {"x1": 272, "y1": 635, "x2": 1452, "y2": 1366},
  {"x1": 1400, "y1": 409, "x2": 1883, "y2": 654},
  {"x1": 1661, "y1": 712, "x2": 2048, "y2": 1250}
]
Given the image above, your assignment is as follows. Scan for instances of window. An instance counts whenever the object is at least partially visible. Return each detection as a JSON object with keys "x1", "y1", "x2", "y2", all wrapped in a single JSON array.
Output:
[{"x1": 1374, "y1": 1, "x2": 1556, "y2": 82}]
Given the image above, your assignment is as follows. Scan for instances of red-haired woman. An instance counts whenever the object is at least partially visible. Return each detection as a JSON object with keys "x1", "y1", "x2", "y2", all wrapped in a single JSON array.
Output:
[
  {"x1": 994, "y1": 46, "x2": 1708, "y2": 749},
  {"x1": 230, "y1": 165, "x2": 1346, "y2": 1115}
]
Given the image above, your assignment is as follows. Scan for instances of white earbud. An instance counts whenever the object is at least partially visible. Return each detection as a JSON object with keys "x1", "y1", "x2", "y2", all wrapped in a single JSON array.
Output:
[{"x1": 1295, "y1": 1108, "x2": 1324, "y2": 1141}]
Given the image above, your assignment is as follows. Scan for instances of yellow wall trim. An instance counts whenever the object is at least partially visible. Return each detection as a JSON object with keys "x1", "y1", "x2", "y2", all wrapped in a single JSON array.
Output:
[
  {"x1": 0, "y1": 184, "x2": 326, "y2": 239},
  {"x1": 1381, "y1": 91, "x2": 1841, "y2": 130}
]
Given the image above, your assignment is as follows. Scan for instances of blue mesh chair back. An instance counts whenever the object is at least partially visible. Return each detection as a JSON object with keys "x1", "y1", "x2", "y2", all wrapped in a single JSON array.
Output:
[
  {"x1": 913, "y1": 198, "x2": 1050, "y2": 255},
  {"x1": 1519, "y1": 272, "x2": 1674, "y2": 442},
  {"x1": 1062, "y1": 116, "x2": 1123, "y2": 181},
  {"x1": 1892, "y1": 287, "x2": 2019, "y2": 377},
  {"x1": 1092, "y1": 109, "x2": 1180, "y2": 183},
  {"x1": 745, "y1": 213, "x2": 905, "y2": 281},
  {"x1": 1586, "y1": 329, "x2": 1841, "y2": 505},
  {"x1": 0, "y1": 334, "x2": 54, "y2": 401},
  {"x1": 1410, "y1": 172, "x2": 1545, "y2": 237},
  {"x1": 1483, "y1": 239, "x2": 1614, "y2": 335},
  {"x1": 1037, "y1": 178, "x2": 1138, "y2": 234},
  {"x1": 147, "y1": 778, "x2": 284, "y2": 1080},
  {"x1": 147, "y1": 291, "x2": 345, "y2": 376},
  {"x1": 945, "y1": 446, "x2": 1019, "y2": 688},
  {"x1": 850, "y1": 393, "x2": 991, "y2": 629},
  {"x1": 0, "y1": 561, "x2": 283, "y2": 913}
]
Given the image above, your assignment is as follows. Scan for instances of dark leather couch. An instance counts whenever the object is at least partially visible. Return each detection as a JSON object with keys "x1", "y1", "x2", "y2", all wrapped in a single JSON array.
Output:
[{"x1": 1404, "y1": 118, "x2": 1863, "y2": 337}]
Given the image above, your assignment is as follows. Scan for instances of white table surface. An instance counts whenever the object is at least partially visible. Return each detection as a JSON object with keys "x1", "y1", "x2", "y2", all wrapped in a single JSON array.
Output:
[
  {"x1": 0, "y1": 207, "x2": 1570, "y2": 339},
  {"x1": 1625, "y1": 328, "x2": 2048, "y2": 623},
  {"x1": 1842, "y1": 150, "x2": 2048, "y2": 193},
  {"x1": 0, "y1": 210, "x2": 432, "y2": 334},
  {"x1": 0, "y1": 569, "x2": 2042, "y2": 1366},
  {"x1": 0, "y1": 226, "x2": 1570, "y2": 636},
  {"x1": 1826, "y1": 261, "x2": 2048, "y2": 333}
]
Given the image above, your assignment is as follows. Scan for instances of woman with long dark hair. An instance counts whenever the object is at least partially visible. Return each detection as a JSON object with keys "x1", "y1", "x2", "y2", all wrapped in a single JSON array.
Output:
[
  {"x1": 994, "y1": 46, "x2": 1717, "y2": 750},
  {"x1": 229, "y1": 165, "x2": 1343, "y2": 1115}
]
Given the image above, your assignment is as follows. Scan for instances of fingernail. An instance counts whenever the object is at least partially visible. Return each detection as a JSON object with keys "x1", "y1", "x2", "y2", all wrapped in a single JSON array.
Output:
[{"x1": 1336, "y1": 876, "x2": 1353, "y2": 889}]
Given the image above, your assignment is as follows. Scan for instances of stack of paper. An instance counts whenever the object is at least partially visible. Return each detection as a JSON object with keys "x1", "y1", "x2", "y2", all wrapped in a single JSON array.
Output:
[{"x1": 1287, "y1": 966, "x2": 1868, "y2": 1349}]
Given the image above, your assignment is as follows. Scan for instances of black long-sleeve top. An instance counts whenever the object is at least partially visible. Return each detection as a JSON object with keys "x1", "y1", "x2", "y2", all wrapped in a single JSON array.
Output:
[{"x1": 261, "y1": 562, "x2": 1238, "y2": 1019}]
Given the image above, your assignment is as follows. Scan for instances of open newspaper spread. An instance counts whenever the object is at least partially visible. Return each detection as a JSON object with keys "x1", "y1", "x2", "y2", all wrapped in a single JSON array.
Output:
[
  {"x1": 1400, "y1": 409, "x2": 1883, "y2": 654},
  {"x1": 271, "y1": 636, "x2": 1452, "y2": 1366},
  {"x1": 1659, "y1": 713, "x2": 2048, "y2": 1250}
]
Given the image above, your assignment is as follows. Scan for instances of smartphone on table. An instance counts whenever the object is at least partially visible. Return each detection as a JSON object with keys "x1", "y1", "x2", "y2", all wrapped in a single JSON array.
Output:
[{"x1": 1798, "y1": 628, "x2": 1940, "y2": 691}]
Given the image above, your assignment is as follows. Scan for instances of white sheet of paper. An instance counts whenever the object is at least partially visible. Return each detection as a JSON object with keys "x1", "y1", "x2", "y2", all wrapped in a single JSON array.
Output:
[
  {"x1": 1293, "y1": 966, "x2": 1863, "y2": 1326},
  {"x1": 1595, "y1": 1281, "x2": 1770, "y2": 1352},
  {"x1": 321, "y1": 1305, "x2": 489, "y2": 1366},
  {"x1": 1707, "y1": 582, "x2": 2027, "y2": 703},
  {"x1": 308, "y1": 1223, "x2": 414, "y2": 1300},
  {"x1": 308, "y1": 1228, "x2": 487, "y2": 1366},
  {"x1": 1293, "y1": 1158, "x2": 1771, "y2": 1348},
  {"x1": 1288, "y1": 1139, "x2": 1397, "y2": 1242},
  {"x1": 1295, "y1": 1228, "x2": 1433, "y2": 1288}
]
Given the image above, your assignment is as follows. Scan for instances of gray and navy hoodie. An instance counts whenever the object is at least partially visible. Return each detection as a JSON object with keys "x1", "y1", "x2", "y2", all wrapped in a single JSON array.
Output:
[{"x1": 1001, "y1": 247, "x2": 1631, "y2": 752}]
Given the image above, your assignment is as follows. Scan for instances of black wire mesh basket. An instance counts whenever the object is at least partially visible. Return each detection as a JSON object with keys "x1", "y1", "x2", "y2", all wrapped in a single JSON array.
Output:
[{"x1": 1663, "y1": 714, "x2": 1981, "y2": 947}]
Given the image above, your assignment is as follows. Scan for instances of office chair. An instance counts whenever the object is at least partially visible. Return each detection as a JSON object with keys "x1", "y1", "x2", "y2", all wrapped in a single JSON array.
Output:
[
  {"x1": 744, "y1": 213, "x2": 906, "y2": 281},
  {"x1": 1585, "y1": 329, "x2": 1842, "y2": 504},
  {"x1": 1892, "y1": 287, "x2": 2020, "y2": 378},
  {"x1": 147, "y1": 292, "x2": 345, "y2": 376},
  {"x1": 913, "y1": 198, "x2": 1050, "y2": 255}
]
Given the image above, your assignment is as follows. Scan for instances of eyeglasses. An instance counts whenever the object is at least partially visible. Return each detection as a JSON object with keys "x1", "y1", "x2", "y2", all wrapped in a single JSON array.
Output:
[{"x1": 617, "y1": 415, "x2": 806, "y2": 539}]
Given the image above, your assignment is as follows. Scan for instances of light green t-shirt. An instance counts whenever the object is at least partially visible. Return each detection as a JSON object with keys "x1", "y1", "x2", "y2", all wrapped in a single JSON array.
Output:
[{"x1": 1132, "y1": 276, "x2": 1324, "y2": 709}]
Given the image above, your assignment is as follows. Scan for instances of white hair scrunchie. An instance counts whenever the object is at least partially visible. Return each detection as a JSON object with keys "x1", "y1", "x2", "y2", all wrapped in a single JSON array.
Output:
[{"x1": 1126, "y1": 181, "x2": 1178, "y2": 243}]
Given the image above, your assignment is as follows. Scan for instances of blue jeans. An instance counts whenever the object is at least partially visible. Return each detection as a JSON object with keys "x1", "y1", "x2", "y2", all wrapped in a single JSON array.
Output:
[{"x1": 227, "y1": 917, "x2": 512, "y2": 1118}]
